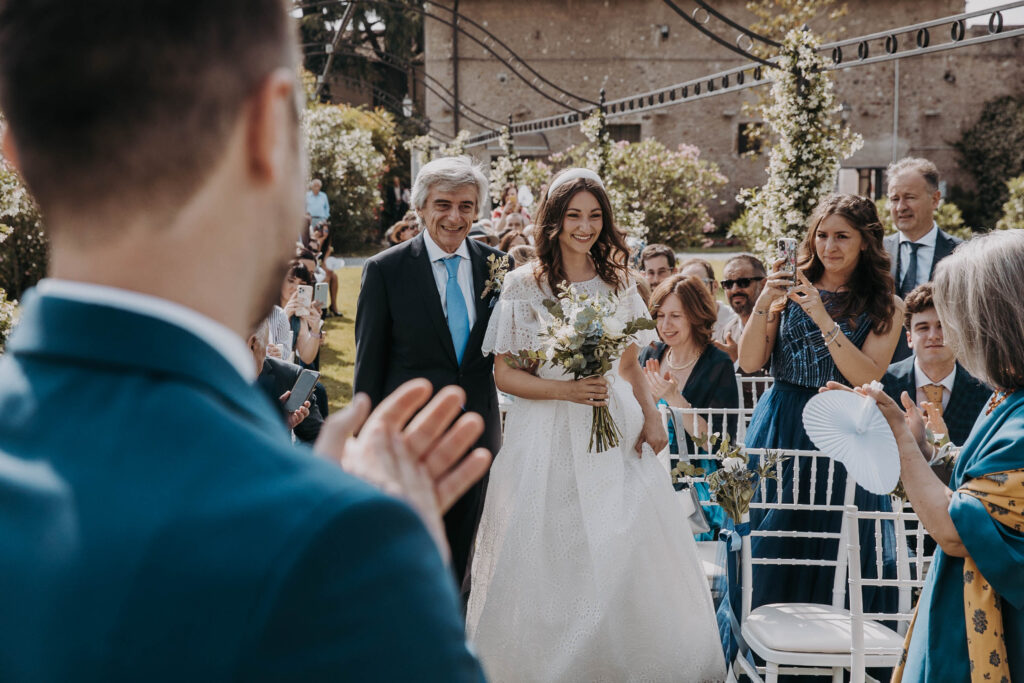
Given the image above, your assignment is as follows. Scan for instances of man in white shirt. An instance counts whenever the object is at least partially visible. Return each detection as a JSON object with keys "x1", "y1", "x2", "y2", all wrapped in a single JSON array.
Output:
[
  {"x1": 678, "y1": 257, "x2": 738, "y2": 344},
  {"x1": 882, "y1": 157, "x2": 963, "y2": 361}
]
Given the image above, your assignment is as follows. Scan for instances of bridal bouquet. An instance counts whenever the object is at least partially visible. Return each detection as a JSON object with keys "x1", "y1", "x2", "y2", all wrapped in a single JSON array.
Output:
[
  {"x1": 692, "y1": 433, "x2": 786, "y2": 525},
  {"x1": 507, "y1": 282, "x2": 656, "y2": 452}
]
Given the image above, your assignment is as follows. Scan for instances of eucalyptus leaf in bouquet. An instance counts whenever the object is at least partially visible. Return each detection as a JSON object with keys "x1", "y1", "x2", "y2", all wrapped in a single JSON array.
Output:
[{"x1": 691, "y1": 432, "x2": 787, "y2": 526}]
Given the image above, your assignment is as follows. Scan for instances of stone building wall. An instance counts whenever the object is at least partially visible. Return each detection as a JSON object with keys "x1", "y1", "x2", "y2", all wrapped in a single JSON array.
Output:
[{"x1": 422, "y1": 0, "x2": 1024, "y2": 223}]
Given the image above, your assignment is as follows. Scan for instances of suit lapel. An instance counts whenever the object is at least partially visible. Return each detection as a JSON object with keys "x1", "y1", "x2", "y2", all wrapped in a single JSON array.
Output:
[
  {"x1": 409, "y1": 235, "x2": 458, "y2": 366},
  {"x1": 884, "y1": 234, "x2": 900, "y2": 282},
  {"x1": 461, "y1": 239, "x2": 492, "y2": 368},
  {"x1": 930, "y1": 230, "x2": 953, "y2": 279}
]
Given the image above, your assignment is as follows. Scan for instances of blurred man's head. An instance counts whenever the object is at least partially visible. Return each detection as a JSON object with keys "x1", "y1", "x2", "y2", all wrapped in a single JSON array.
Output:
[
  {"x1": 886, "y1": 157, "x2": 941, "y2": 242},
  {"x1": 310, "y1": 179, "x2": 323, "y2": 194},
  {"x1": 721, "y1": 254, "x2": 766, "y2": 321},
  {"x1": 0, "y1": 0, "x2": 303, "y2": 332},
  {"x1": 903, "y1": 283, "x2": 955, "y2": 372},
  {"x1": 678, "y1": 257, "x2": 718, "y2": 296},
  {"x1": 640, "y1": 244, "x2": 676, "y2": 288}
]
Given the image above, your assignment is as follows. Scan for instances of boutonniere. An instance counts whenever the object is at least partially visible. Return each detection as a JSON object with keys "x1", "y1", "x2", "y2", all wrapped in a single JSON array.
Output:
[{"x1": 480, "y1": 253, "x2": 511, "y2": 302}]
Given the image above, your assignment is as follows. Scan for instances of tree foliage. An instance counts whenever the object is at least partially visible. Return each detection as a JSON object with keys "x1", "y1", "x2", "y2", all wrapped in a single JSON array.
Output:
[
  {"x1": 0, "y1": 160, "x2": 48, "y2": 302},
  {"x1": 951, "y1": 95, "x2": 1024, "y2": 230},
  {"x1": 303, "y1": 101, "x2": 399, "y2": 250},
  {"x1": 996, "y1": 175, "x2": 1024, "y2": 231}
]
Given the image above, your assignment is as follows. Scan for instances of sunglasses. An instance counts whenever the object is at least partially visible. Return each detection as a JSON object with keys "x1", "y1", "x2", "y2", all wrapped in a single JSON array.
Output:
[{"x1": 720, "y1": 276, "x2": 764, "y2": 289}]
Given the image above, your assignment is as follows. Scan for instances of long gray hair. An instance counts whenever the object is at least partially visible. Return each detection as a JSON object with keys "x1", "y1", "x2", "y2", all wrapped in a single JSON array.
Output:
[{"x1": 933, "y1": 229, "x2": 1024, "y2": 391}]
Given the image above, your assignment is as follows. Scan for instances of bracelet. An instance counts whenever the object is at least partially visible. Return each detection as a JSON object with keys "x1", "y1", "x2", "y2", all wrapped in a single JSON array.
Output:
[
  {"x1": 753, "y1": 309, "x2": 768, "y2": 316},
  {"x1": 822, "y1": 323, "x2": 841, "y2": 346}
]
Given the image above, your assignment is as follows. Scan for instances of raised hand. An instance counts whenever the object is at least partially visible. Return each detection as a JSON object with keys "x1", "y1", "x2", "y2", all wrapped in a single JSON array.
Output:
[
  {"x1": 713, "y1": 331, "x2": 738, "y2": 362},
  {"x1": 754, "y1": 257, "x2": 795, "y2": 312},
  {"x1": 278, "y1": 390, "x2": 310, "y2": 429},
  {"x1": 314, "y1": 379, "x2": 493, "y2": 562},
  {"x1": 788, "y1": 270, "x2": 830, "y2": 327},
  {"x1": 642, "y1": 359, "x2": 679, "y2": 402},
  {"x1": 921, "y1": 401, "x2": 950, "y2": 441}
]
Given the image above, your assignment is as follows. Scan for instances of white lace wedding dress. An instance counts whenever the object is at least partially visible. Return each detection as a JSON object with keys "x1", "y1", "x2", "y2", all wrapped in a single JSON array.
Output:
[{"x1": 466, "y1": 264, "x2": 726, "y2": 683}]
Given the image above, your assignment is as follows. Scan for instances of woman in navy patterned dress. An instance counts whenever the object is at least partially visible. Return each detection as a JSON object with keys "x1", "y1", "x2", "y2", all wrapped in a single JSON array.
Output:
[{"x1": 738, "y1": 194, "x2": 905, "y2": 611}]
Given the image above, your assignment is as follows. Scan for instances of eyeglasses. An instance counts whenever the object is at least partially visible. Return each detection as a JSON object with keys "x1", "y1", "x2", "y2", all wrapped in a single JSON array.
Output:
[{"x1": 720, "y1": 276, "x2": 764, "y2": 289}]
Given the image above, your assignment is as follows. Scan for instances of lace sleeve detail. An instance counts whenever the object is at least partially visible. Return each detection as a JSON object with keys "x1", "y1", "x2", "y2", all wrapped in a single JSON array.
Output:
[
  {"x1": 481, "y1": 266, "x2": 550, "y2": 355},
  {"x1": 618, "y1": 281, "x2": 660, "y2": 349}
]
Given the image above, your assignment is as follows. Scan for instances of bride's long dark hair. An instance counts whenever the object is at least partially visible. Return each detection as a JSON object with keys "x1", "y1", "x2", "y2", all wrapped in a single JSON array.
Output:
[{"x1": 532, "y1": 174, "x2": 630, "y2": 294}]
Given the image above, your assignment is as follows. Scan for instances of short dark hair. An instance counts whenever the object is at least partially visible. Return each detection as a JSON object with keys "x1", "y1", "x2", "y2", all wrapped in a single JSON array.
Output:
[
  {"x1": 723, "y1": 254, "x2": 766, "y2": 277},
  {"x1": 678, "y1": 257, "x2": 715, "y2": 281},
  {"x1": 287, "y1": 261, "x2": 315, "y2": 286},
  {"x1": 903, "y1": 283, "x2": 935, "y2": 332},
  {"x1": 641, "y1": 243, "x2": 676, "y2": 269},
  {"x1": 0, "y1": 0, "x2": 296, "y2": 227}
]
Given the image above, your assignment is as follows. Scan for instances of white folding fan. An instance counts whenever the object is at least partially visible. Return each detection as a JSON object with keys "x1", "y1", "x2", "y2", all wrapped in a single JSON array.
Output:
[{"x1": 801, "y1": 382, "x2": 901, "y2": 495}]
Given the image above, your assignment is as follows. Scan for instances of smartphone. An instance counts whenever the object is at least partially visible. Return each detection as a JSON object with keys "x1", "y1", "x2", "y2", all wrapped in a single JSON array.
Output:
[
  {"x1": 777, "y1": 237, "x2": 798, "y2": 277},
  {"x1": 296, "y1": 284, "x2": 313, "y2": 309},
  {"x1": 284, "y1": 369, "x2": 320, "y2": 412},
  {"x1": 314, "y1": 282, "x2": 330, "y2": 307}
]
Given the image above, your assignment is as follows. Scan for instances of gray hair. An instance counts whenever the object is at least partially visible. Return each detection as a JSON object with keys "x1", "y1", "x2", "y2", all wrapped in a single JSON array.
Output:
[
  {"x1": 933, "y1": 229, "x2": 1024, "y2": 391},
  {"x1": 410, "y1": 156, "x2": 489, "y2": 219},
  {"x1": 886, "y1": 157, "x2": 940, "y2": 193}
]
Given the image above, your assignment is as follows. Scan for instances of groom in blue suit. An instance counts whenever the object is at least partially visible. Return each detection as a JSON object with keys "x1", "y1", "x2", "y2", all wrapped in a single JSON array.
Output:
[{"x1": 0, "y1": 2, "x2": 489, "y2": 681}]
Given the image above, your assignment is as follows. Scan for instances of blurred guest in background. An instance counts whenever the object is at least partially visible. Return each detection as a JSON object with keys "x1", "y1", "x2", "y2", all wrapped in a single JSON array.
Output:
[
  {"x1": 640, "y1": 243, "x2": 677, "y2": 290},
  {"x1": 305, "y1": 178, "x2": 329, "y2": 227},
  {"x1": 679, "y1": 257, "x2": 737, "y2": 344}
]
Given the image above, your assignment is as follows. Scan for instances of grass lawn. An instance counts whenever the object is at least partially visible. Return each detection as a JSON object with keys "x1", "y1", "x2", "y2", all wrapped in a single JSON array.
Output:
[{"x1": 319, "y1": 267, "x2": 361, "y2": 412}]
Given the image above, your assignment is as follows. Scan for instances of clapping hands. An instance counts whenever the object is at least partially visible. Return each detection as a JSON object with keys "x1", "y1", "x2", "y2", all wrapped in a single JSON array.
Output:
[{"x1": 314, "y1": 379, "x2": 493, "y2": 563}]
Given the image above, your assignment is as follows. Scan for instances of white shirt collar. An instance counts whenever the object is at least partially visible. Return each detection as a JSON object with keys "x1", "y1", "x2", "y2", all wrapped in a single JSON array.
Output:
[
  {"x1": 35, "y1": 279, "x2": 255, "y2": 381},
  {"x1": 913, "y1": 356, "x2": 956, "y2": 392},
  {"x1": 422, "y1": 229, "x2": 470, "y2": 262},
  {"x1": 898, "y1": 222, "x2": 938, "y2": 247}
]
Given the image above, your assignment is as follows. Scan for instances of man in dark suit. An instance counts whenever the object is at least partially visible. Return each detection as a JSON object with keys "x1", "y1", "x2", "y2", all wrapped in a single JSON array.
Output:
[
  {"x1": 0, "y1": 2, "x2": 490, "y2": 680},
  {"x1": 882, "y1": 284, "x2": 990, "y2": 483},
  {"x1": 883, "y1": 157, "x2": 963, "y2": 361},
  {"x1": 355, "y1": 156, "x2": 507, "y2": 590}
]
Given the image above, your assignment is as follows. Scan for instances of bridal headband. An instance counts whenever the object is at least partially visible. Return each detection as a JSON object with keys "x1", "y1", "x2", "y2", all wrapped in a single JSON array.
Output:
[{"x1": 547, "y1": 167, "x2": 605, "y2": 196}]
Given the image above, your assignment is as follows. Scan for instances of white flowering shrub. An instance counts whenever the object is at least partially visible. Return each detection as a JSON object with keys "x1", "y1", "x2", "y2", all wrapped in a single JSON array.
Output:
[
  {"x1": 0, "y1": 160, "x2": 48, "y2": 301},
  {"x1": 996, "y1": 175, "x2": 1024, "y2": 231},
  {"x1": 734, "y1": 27, "x2": 863, "y2": 257},
  {"x1": 303, "y1": 103, "x2": 395, "y2": 250},
  {"x1": 489, "y1": 126, "x2": 523, "y2": 205},
  {"x1": 551, "y1": 112, "x2": 726, "y2": 246}
]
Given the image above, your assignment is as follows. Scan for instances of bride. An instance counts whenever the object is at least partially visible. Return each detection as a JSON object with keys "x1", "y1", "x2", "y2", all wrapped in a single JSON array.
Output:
[{"x1": 466, "y1": 168, "x2": 726, "y2": 682}]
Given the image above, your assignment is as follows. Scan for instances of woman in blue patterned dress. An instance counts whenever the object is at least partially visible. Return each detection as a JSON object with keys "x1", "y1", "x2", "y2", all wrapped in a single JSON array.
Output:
[{"x1": 737, "y1": 194, "x2": 905, "y2": 610}]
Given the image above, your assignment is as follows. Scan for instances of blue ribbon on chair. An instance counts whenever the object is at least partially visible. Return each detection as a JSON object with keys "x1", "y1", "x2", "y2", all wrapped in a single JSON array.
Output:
[{"x1": 716, "y1": 522, "x2": 754, "y2": 671}]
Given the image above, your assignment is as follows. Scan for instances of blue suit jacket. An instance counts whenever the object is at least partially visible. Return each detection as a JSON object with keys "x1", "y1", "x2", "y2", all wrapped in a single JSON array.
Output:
[
  {"x1": 881, "y1": 355, "x2": 991, "y2": 447},
  {"x1": 0, "y1": 293, "x2": 484, "y2": 682}
]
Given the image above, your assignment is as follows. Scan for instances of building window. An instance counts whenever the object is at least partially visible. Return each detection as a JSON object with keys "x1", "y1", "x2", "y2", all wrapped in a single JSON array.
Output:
[
  {"x1": 858, "y1": 168, "x2": 885, "y2": 199},
  {"x1": 737, "y1": 122, "x2": 764, "y2": 155},
  {"x1": 607, "y1": 123, "x2": 641, "y2": 143}
]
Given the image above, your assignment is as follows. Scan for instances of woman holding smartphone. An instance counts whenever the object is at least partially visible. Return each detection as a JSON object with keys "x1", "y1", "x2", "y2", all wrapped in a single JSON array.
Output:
[{"x1": 738, "y1": 194, "x2": 904, "y2": 611}]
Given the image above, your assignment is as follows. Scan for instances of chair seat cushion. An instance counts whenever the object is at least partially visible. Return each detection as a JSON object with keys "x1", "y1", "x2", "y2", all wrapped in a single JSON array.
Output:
[{"x1": 743, "y1": 603, "x2": 905, "y2": 654}]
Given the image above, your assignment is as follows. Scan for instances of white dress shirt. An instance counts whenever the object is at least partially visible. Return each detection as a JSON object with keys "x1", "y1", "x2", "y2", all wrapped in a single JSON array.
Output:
[
  {"x1": 35, "y1": 279, "x2": 256, "y2": 381},
  {"x1": 914, "y1": 357, "x2": 956, "y2": 411},
  {"x1": 422, "y1": 230, "x2": 477, "y2": 329},
  {"x1": 898, "y1": 223, "x2": 938, "y2": 287},
  {"x1": 713, "y1": 302, "x2": 738, "y2": 344}
]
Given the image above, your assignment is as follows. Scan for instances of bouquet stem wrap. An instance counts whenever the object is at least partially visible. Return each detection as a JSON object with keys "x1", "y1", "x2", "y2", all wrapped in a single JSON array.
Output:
[{"x1": 590, "y1": 401, "x2": 622, "y2": 453}]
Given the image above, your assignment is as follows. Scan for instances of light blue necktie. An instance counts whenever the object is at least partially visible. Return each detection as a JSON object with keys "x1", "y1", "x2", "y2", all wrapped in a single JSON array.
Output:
[{"x1": 442, "y1": 255, "x2": 471, "y2": 364}]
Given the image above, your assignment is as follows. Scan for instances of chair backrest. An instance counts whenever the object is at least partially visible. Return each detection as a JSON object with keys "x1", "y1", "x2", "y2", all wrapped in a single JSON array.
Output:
[
  {"x1": 744, "y1": 448, "x2": 857, "y2": 618},
  {"x1": 845, "y1": 504, "x2": 933, "y2": 679},
  {"x1": 662, "y1": 404, "x2": 748, "y2": 456},
  {"x1": 736, "y1": 374, "x2": 774, "y2": 428}
]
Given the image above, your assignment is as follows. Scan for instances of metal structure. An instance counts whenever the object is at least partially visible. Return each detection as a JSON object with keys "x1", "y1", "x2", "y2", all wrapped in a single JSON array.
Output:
[{"x1": 454, "y1": 1, "x2": 1024, "y2": 147}]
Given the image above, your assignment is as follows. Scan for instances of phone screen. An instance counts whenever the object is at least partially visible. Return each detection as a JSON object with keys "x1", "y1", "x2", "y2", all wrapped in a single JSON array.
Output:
[
  {"x1": 284, "y1": 369, "x2": 320, "y2": 412},
  {"x1": 314, "y1": 282, "x2": 329, "y2": 307}
]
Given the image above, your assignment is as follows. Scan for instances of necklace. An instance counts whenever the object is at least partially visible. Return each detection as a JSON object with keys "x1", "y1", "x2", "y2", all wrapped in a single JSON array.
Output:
[
  {"x1": 986, "y1": 390, "x2": 1016, "y2": 415},
  {"x1": 665, "y1": 347, "x2": 699, "y2": 371}
]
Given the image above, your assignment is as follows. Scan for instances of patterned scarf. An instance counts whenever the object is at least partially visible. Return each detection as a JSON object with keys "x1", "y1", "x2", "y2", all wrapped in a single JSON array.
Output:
[{"x1": 891, "y1": 469, "x2": 1024, "y2": 683}]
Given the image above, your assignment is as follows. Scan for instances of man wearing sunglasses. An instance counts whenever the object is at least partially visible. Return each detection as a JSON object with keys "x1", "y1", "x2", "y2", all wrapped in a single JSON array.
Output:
[{"x1": 717, "y1": 254, "x2": 767, "y2": 364}]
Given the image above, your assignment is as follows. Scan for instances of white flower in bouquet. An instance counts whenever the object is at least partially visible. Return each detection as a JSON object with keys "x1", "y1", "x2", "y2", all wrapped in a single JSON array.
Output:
[
  {"x1": 721, "y1": 456, "x2": 746, "y2": 473},
  {"x1": 604, "y1": 316, "x2": 626, "y2": 339}
]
